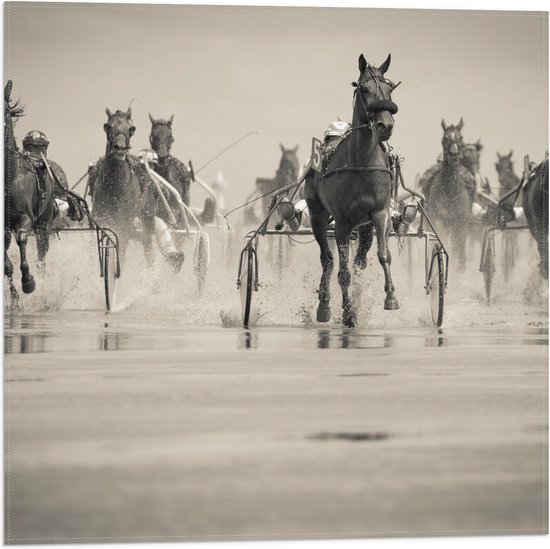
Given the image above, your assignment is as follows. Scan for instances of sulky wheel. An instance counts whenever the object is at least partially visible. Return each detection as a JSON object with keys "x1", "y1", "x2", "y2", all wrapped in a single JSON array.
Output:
[
  {"x1": 240, "y1": 244, "x2": 257, "y2": 328},
  {"x1": 103, "y1": 246, "x2": 118, "y2": 312},
  {"x1": 429, "y1": 243, "x2": 446, "y2": 327},
  {"x1": 480, "y1": 230, "x2": 496, "y2": 305}
]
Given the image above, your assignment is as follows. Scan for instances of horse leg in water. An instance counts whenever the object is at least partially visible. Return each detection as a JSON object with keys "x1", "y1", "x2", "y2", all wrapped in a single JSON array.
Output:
[
  {"x1": 351, "y1": 224, "x2": 374, "y2": 314},
  {"x1": 353, "y1": 224, "x2": 374, "y2": 272},
  {"x1": 455, "y1": 220, "x2": 467, "y2": 271},
  {"x1": 16, "y1": 216, "x2": 36, "y2": 294},
  {"x1": 536, "y1": 224, "x2": 548, "y2": 279},
  {"x1": 141, "y1": 215, "x2": 155, "y2": 268},
  {"x1": 310, "y1": 206, "x2": 333, "y2": 322},
  {"x1": 335, "y1": 221, "x2": 355, "y2": 328},
  {"x1": 4, "y1": 229, "x2": 19, "y2": 305},
  {"x1": 35, "y1": 221, "x2": 50, "y2": 274},
  {"x1": 372, "y1": 210, "x2": 399, "y2": 310}
]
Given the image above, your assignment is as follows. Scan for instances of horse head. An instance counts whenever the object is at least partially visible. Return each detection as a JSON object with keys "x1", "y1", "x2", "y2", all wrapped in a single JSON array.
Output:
[
  {"x1": 352, "y1": 53, "x2": 399, "y2": 141},
  {"x1": 104, "y1": 107, "x2": 135, "y2": 160},
  {"x1": 277, "y1": 143, "x2": 300, "y2": 182},
  {"x1": 149, "y1": 113, "x2": 174, "y2": 160},
  {"x1": 440, "y1": 118, "x2": 465, "y2": 165},
  {"x1": 495, "y1": 150, "x2": 515, "y2": 181},
  {"x1": 462, "y1": 139, "x2": 483, "y2": 174}
]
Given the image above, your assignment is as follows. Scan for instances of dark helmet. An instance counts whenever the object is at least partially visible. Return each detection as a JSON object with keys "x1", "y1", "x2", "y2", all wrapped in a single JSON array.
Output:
[{"x1": 22, "y1": 130, "x2": 49, "y2": 153}]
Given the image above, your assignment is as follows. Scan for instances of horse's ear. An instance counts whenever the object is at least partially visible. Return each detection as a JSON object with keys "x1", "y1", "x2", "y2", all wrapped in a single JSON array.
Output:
[
  {"x1": 457, "y1": 117, "x2": 464, "y2": 131},
  {"x1": 294, "y1": 144, "x2": 299, "y2": 153},
  {"x1": 476, "y1": 139, "x2": 483, "y2": 151},
  {"x1": 129, "y1": 126, "x2": 135, "y2": 138},
  {"x1": 106, "y1": 107, "x2": 113, "y2": 118},
  {"x1": 280, "y1": 142, "x2": 285, "y2": 153},
  {"x1": 508, "y1": 150, "x2": 513, "y2": 158},
  {"x1": 148, "y1": 112, "x2": 155, "y2": 124},
  {"x1": 497, "y1": 152, "x2": 502, "y2": 159},
  {"x1": 169, "y1": 114, "x2": 174, "y2": 126},
  {"x1": 358, "y1": 54, "x2": 367, "y2": 73},
  {"x1": 378, "y1": 53, "x2": 391, "y2": 74},
  {"x1": 4, "y1": 80, "x2": 12, "y2": 102},
  {"x1": 441, "y1": 119, "x2": 447, "y2": 130},
  {"x1": 127, "y1": 107, "x2": 132, "y2": 117}
]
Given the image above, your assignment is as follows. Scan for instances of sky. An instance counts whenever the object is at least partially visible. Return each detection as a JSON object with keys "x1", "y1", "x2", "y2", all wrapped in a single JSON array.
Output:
[{"x1": 4, "y1": 1, "x2": 548, "y2": 211}]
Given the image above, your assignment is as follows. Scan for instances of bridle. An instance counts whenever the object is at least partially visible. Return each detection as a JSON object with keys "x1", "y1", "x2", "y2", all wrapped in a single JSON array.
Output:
[
  {"x1": 105, "y1": 113, "x2": 134, "y2": 154},
  {"x1": 149, "y1": 121, "x2": 174, "y2": 157},
  {"x1": 352, "y1": 65, "x2": 400, "y2": 127}
]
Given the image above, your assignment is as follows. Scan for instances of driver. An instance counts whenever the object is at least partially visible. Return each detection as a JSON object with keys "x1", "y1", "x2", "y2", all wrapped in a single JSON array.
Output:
[{"x1": 22, "y1": 130, "x2": 80, "y2": 227}]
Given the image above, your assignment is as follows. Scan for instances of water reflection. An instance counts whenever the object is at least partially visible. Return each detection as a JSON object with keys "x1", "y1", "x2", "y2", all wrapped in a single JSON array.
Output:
[
  {"x1": 98, "y1": 323, "x2": 125, "y2": 351},
  {"x1": 317, "y1": 329, "x2": 427, "y2": 349},
  {"x1": 3, "y1": 311, "x2": 548, "y2": 355},
  {"x1": 239, "y1": 330, "x2": 258, "y2": 350}
]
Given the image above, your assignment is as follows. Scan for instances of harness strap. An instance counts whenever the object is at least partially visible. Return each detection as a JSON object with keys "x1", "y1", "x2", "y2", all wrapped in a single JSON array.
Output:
[{"x1": 319, "y1": 166, "x2": 392, "y2": 180}]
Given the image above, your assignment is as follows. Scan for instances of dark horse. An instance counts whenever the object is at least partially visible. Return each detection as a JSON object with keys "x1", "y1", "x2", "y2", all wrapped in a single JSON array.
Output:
[
  {"x1": 495, "y1": 150, "x2": 521, "y2": 206},
  {"x1": 523, "y1": 157, "x2": 548, "y2": 279},
  {"x1": 425, "y1": 120, "x2": 475, "y2": 270},
  {"x1": 148, "y1": 113, "x2": 214, "y2": 225},
  {"x1": 244, "y1": 144, "x2": 300, "y2": 225},
  {"x1": 304, "y1": 53, "x2": 399, "y2": 328},
  {"x1": 4, "y1": 80, "x2": 56, "y2": 303},
  {"x1": 89, "y1": 108, "x2": 158, "y2": 266}
]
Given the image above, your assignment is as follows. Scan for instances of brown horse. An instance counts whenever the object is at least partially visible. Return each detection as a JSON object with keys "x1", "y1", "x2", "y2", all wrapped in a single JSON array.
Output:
[
  {"x1": 523, "y1": 158, "x2": 548, "y2": 279},
  {"x1": 4, "y1": 80, "x2": 56, "y2": 303},
  {"x1": 89, "y1": 108, "x2": 158, "y2": 266},
  {"x1": 304, "y1": 53, "x2": 399, "y2": 327},
  {"x1": 425, "y1": 120, "x2": 475, "y2": 270}
]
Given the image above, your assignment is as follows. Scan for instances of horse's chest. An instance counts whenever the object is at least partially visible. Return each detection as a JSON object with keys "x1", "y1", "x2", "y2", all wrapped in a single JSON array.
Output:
[
  {"x1": 157, "y1": 165, "x2": 186, "y2": 193},
  {"x1": 94, "y1": 171, "x2": 143, "y2": 215}
]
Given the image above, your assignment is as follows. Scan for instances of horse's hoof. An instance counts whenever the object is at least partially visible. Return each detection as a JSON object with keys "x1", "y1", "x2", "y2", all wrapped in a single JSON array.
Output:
[
  {"x1": 384, "y1": 295, "x2": 400, "y2": 310},
  {"x1": 343, "y1": 312, "x2": 356, "y2": 328},
  {"x1": 317, "y1": 303, "x2": 331, "y2": 322},
  {"x1": 22, "y1": 276, "x2": 36, "y2": 294},
  {"x1": 167, "y1": 251, "x2": 185, "y2": 273}
]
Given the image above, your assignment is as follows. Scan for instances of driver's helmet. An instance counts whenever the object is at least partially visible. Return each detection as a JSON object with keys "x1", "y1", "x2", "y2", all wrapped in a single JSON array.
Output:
[
  {"x1": 22, "y1": 130, "x2": 49, "y2": 156},
  {"x1": 324, "y1": 121, "x2": 350, "y2": 141}
]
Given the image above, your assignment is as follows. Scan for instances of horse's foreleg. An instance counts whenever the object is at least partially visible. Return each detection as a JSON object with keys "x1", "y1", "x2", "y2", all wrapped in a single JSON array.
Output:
[
  {"x1": 353, "y1": 223, "x2": 374, "y2": 272},
  {"x1": 35, "y1": 223, "x2": 50, "y2": 275},
  {"x1": 536, "y1": 229, "x2": 548, "y2": 279},
  {"x1": 141, "y1": 216, "x2": 155, "y2": 268},
  {"x1": 455, "y1": 222, "x2": 467, "y2": 271},
  {"x1": 16, "y1": 216, "x2": 35, "y2": 294},
  {"x1": 310, "y1": 208, "x2": 333, "y2": 322},
  {"x1": 372, "y1": 211, "x2": 399, "y2": 310},
  {"x1": 4, "y1": 229, "x2": 19, "y2": 305},
  {"x1": 335, "y1": 223, "x2": 355, "y2": 328}
]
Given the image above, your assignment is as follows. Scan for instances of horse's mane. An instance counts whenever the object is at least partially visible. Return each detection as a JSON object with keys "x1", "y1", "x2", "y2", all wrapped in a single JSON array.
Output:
[{"x1": 5, "y1": 98, "x2": 25, "y2": 119}]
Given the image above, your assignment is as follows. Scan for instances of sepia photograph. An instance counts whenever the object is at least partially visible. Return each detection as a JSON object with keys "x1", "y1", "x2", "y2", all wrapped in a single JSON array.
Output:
[{"x1": 3, "y1": 0, "x2": 548, "y2": 546}]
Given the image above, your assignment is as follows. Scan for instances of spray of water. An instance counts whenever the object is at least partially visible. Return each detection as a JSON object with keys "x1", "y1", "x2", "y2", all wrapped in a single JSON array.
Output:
[{"x1": 4, "y1": 224, "x2": 547, "y2": 329}]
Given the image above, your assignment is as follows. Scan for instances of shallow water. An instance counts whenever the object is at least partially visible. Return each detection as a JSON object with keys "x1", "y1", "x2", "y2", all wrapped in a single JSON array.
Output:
[{"x1": 3, "y1": 226, "x2": 549, "y2": 543}]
